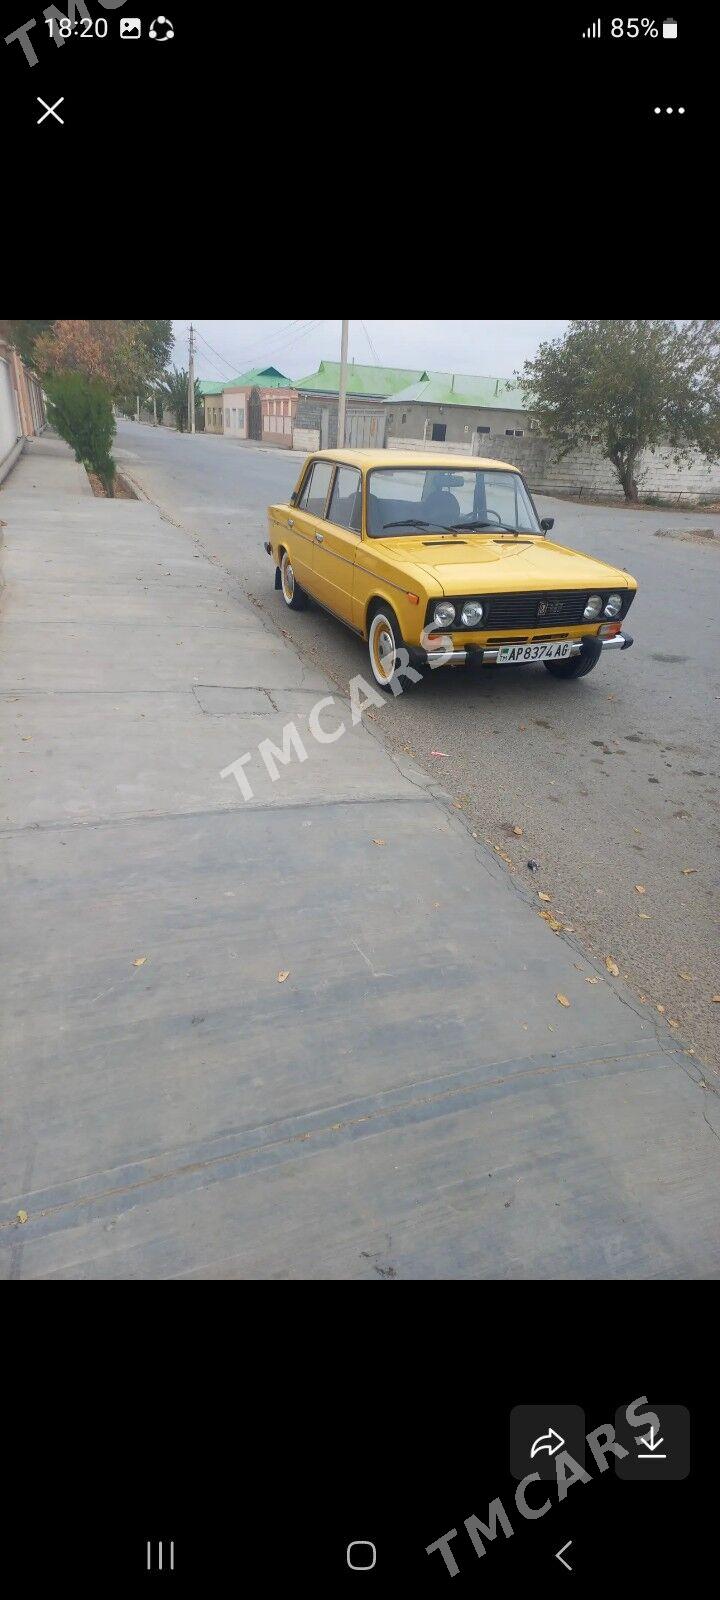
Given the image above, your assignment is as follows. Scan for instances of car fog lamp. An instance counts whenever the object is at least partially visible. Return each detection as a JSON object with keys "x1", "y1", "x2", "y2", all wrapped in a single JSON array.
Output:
[
  {"x1": 433, "y1": 602, "x2": 456, "y2": 627},
  {"x1": 583, "y1": 594, "x2": 602, "y2": 619},
  {"x1": 461, "y1": 601, "x2": 484, "y2": 626}
]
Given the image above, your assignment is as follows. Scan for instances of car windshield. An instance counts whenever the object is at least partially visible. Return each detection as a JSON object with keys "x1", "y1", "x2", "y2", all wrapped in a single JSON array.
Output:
[{"x1": 366, "y1": 466, "x2": 541, "y2": 537}]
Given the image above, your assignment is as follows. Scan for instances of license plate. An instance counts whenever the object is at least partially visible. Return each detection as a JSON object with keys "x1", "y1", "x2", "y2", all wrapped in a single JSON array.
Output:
[{"x1": 496, "y1": 641, "x2": 573, "y2": 664}]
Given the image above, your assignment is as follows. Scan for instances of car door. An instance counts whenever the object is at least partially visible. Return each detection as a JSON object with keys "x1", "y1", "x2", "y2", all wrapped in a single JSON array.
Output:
[
  {"x1": 312, "y1": 464, "x2": 362, "y2": 624},
  {"x1": 285, "y1": 457, "x2": 335, "y2": 596}
]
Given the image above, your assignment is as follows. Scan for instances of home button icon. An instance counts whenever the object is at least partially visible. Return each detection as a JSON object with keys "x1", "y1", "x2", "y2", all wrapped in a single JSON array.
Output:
[{"x1": 347, "y1": 1540, "x2": 377, "y2": 1571}]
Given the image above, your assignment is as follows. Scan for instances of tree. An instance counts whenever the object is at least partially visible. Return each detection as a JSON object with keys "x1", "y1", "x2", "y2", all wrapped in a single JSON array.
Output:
[
  {"x1": 0, "y1": 320, "x2": 55, "y2": 368},
  {"x1": 136, "y1": 320, "x2": 174, "y2": 381},
  {"x1": 33, "y1": 320, "x2": 151, "y2": 398},
  {"x1": 44, "y1": 372, "x2": 117, "y2": 495},
  {"x1": 161, "y1": 367, "x2": 202, "y2": 432},
  {"x1": 517, "y1": 320, "x2": 720, "y2": 501}
]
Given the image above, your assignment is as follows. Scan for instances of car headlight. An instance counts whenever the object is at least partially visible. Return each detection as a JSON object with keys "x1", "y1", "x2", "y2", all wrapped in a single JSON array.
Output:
[
  {"x1": 461, "y1": 600, "x2": 484, "y2": 626},
  {"x1": 583, "y1": 594, "x2": 602, "y2": 619},
  {"x1": 433, "y1": 602, "x2": 456, "y2": 627},
  {"x1": 604, "y1": 592, "x2": 623, "y2": 617}
]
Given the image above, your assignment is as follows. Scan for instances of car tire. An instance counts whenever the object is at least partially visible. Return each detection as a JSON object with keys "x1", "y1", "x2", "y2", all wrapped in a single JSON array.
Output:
[
  {"x1": 544, "y1": 638, "x2": 603, "y2": 679},
  {"x1": 279, "y1": 550, "x2": 306, "y2": 611},
  {"x1": 367, "y1": 604, "x2": 402, "y2": 691}
]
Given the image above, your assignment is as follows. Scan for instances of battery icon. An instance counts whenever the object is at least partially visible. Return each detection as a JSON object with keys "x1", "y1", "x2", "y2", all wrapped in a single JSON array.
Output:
[{"x1": 662, "y1": 18, "x2": 678, "y2": 37}]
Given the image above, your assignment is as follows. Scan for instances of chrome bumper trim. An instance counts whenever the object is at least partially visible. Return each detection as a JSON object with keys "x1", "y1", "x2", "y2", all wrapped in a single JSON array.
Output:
[
  {"x1": 425, "y1": 633, "x2": 631, "y2": 667},
  {"x1": 600, "y1": 633, "x2": 631, "y2": 650}
]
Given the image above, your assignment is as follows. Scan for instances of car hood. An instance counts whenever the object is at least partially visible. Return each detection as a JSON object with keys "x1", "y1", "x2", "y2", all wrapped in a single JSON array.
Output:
[{"x1": 377, "y1": 534, "x2": 634, "y2": 595}]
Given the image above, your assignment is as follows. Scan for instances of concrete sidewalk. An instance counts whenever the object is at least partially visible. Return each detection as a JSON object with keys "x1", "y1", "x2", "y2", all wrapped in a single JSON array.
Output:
[{"x1": 2, "y1": 437, "x2": 719, "y2": 1278}]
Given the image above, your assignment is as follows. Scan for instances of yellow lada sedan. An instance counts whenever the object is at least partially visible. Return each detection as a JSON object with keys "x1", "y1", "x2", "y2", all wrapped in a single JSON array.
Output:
[{"x1": 264, "y1": 450, "x2": 637, "y2": 689}]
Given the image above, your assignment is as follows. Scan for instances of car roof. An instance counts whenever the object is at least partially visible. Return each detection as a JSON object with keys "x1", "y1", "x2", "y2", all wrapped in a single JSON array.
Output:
[{"x1": 310, "y1": 449, "x2": 522, "y2": 473}]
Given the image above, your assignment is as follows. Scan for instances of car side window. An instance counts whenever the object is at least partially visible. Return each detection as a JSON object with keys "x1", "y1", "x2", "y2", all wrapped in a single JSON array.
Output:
[
  {"x1": 297, "y1": 460, "x2": 334, "y2": 519},
  {"x1": 327, "y1": 466, "x2": 362, "y2": 534}
]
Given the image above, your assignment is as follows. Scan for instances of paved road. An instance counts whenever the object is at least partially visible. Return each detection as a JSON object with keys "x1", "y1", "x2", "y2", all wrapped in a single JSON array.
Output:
[
  {"x1": 115, "y1": 422, "x2": 720, "y2": 1070},
  {"x1": 4, "y1": 433, "x2": 720, "y2": 1278}
]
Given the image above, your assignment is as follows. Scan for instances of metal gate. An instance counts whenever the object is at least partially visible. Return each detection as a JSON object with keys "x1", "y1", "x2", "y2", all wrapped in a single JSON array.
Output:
[
  {"x1": 248, "y1": 386, "x2": 262, "y2": 441},
  {"x1": 346, "y1": 409, "x2": 386, "y2": 448}
]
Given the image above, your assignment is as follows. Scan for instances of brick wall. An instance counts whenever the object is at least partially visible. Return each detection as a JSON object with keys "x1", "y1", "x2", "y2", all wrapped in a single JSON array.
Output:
[
  {"x1": 293, "y1": 427, "x2": 320, "y2": 452},
  {"x1": 388, "y1": 433, "x2": 720, "y2": 505}
]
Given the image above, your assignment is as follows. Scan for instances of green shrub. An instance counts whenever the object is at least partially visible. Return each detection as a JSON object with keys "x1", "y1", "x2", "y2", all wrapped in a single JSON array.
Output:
[{"x1": 45, "y1": 372, "x2": 117, "y2": 495}]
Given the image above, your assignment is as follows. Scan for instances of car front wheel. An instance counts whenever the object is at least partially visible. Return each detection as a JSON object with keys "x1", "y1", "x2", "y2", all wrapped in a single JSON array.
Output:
[
  {"x1": 368, "y1": 605, "x2": 402, "y2": 690},
  {"x1": 544, "y1": 638, "x2": 603, "y2": 679},
  {"x1": 279, "y1": 550, "x2": 306, "y2": 611}
]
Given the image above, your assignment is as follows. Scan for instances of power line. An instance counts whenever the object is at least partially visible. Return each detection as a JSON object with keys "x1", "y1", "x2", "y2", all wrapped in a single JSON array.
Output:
[
  {"x1": 194, "y1": 320, "x2": 308, "y2": 375},
  {"x1": 360, "y1": 319, "x2": 381, "y2": 365},
  {"x1": 194, "y1": 319, "x2": 321, "y2": 375},
  {"x1": 183, "y1": 320, "x2": 324, "y2": 387},
  {"x1": 193, "y1": 328, "x2": 242, "y2": 377}
]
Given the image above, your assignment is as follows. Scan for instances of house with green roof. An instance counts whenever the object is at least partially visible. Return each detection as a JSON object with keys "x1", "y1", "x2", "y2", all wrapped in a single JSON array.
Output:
[
  {"x1": 293, "y1": 360, "x2": 533, "y2": 452},
  {"x1": 384, "y1": 370, "x2": 531, "y2": 452},
  {"x1": 293, "y1": 360, "x2": 427, "y2": 449},
  {"x1": 221, "y1": 364, "x2": 297, "y2": 447},
  {"x1": 198, "y1": 380, "x2": 226, "y2": 434}
]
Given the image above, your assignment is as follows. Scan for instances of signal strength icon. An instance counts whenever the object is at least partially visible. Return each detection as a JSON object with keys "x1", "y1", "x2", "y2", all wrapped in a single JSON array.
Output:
[{"x1": 583, "y1": 18, "x2": 602, "y2": 36}]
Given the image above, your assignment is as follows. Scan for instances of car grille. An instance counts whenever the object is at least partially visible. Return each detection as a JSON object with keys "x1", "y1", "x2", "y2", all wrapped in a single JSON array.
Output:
[{"x1": 485, "y1": 591, "x2": 597, "y2": 628}]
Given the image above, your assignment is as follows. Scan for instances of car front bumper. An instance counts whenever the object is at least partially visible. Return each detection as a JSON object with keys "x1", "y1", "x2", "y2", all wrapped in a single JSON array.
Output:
[{"x1": 418, "y1": 634, "x2": 634, "y2": 668}]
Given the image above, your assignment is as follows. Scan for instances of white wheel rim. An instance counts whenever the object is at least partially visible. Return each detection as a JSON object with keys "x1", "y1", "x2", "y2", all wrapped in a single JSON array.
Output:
[
  {"x1": 369, "y1": 614, "x2": 396, "y2": 685},
  {"x1": 281, "y1": 554, "x2": 295, "y2": 603}
]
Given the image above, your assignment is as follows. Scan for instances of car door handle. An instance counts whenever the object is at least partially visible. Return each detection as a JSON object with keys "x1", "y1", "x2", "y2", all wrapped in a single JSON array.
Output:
[{"x1": 315, "y1": 532, "x2": 324, "y2": 543}]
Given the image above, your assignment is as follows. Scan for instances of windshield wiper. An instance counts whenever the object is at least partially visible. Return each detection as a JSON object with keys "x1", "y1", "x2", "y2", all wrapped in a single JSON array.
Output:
[
  {"x1": 381, "y1": 518, "x2": 449, "y2": 531},
  {"x1": 448, "y1": 520, "x2": 522, "y2": 535}
]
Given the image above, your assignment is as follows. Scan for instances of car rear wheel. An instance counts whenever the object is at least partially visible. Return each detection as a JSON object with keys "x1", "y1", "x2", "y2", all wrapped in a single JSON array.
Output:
[
  {"x1": 544, "y1": 639, "x2": 603, "y2": 679},
  {"x1": 368, "y1": 605, "x2": 402, "y2": 690},
  {"x1": 280, "y1": 550, "x2": 306, "y2": 611}
]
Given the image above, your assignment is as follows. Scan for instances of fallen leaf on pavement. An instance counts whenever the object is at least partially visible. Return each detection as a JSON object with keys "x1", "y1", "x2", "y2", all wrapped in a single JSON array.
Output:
[
  {"x1": 133, "y1": 956, "x2": 147, "y2": 967},
  {"x1": 713, "y1": 996, "x2": 720, "y2": 1004},
  {"x1": 656, "y1": 1004, "x2": 665, "y2": 1014},
  {"x1": 17, "y1": 1210, "x2": 28, "y2": 1224},
  {"x1": 638, "y1": 911, "x2": 650, "y2": 918},
  {"x1": 604, "y1": 956, "x2": 620, "y2": 976},
  {"x1": 512, "y1": 826, "x2": 524, "y2": 837},
  {"x1": 538, "y1": 891, "x2": 552, "y2": 902},
  {"x1": 372, "y1": 838, "x2": 386, "y2": 846},
  {"x1": 429, "y1": 750, "x2": 448, "y2": 758},
  {"x1": 277, "y1": 970, "x2": 290, "y2": 983},
  {"x1": 585, "y1": 976, "x2": 602, "y2": 984},
  {"x1": 667, "y1": 1019, "x2": 679, "y2": 1028},
  {"x1": 681, "y1": 868, "x2": 697, "y2": 875},
  {"x1": 639, "y1": 995, "x2": 649, "y2": 1002},
  {"x1": 556, "y1": 994, "x2": 571, "y2": 1007},
  {"x1": 678, "y1": 972, "x2": 694, "y2": 982},
  {"x1": 634, "y1": 884, "x2": 646, "y2": 894}
]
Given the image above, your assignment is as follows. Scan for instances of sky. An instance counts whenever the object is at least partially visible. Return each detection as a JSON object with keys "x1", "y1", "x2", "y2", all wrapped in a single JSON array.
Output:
[{"x1": 172, "y1": 321, "x2": 570, "y2": 386}]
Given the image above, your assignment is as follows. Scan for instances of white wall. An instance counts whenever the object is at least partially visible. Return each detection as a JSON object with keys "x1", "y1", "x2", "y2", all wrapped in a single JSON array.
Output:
[
  {"x1": 223, "y1": 388, "x2": 247, "y2": 439},
  {"x1": 0, "y1": 354, "x2": 21, "y2": 467}
]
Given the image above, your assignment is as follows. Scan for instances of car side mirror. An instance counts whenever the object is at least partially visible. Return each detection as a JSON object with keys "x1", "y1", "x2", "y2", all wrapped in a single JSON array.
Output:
[{"x1": 540, "y1": 517, "x2": 554, "y2": 532}]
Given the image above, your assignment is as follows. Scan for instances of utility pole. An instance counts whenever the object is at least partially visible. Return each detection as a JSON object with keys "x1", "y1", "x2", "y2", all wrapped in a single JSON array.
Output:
[
  {"x1": 337, "y1": 319, "x2": 349, "y2": 449},
  {"x1": 188, "y1": 323, "x2": 196, "y2": 435}
]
